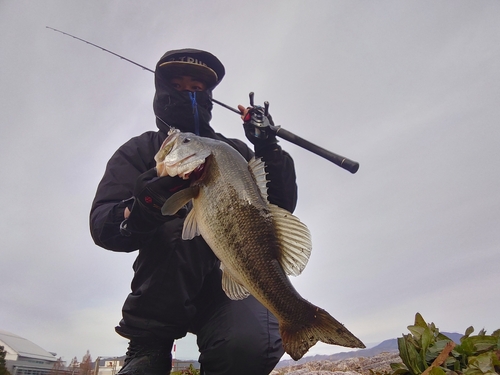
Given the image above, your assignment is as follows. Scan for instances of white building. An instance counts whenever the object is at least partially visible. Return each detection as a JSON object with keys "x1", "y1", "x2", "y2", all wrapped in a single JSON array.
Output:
[
  {"x1": 0, "y1": 329, "x2": 58, "y2": 375},
  {"x1": 94, "y1": 358, "x2": 122, "y2": 375}
]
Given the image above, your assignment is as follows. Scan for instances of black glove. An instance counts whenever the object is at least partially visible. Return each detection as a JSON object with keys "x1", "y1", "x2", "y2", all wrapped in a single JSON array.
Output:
[
  {"x1": 243, "y1": 109, "x2": 279, "y2": 156},
  {"x1": 120, "y1": 168, "x2": 190, "y2": 236}
]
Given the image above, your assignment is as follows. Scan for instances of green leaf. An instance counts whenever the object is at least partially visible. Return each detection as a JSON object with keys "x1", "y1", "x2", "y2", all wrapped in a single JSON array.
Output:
[
  {"x1": 462, "y1": 326, "x2": 475, "y2": 341},
  {"x1": 391, "y1": 363, "x2": 409, "y2": 371},
  {"x1": 398, "y1": 336, "x2": 426, "y2": 375},
  {"x1": 421, "y1": 327, "x2": 433, "y2": 362},
  {"x1": 464, "y1": 352, "x2": 498, "y2": 375},
  {"x1": 442, "y1": 356, "x2": 460, "y2": 371},
  {"x1": 414, "y1": 313, "x2": 428, "y2": 328},
  {"x1": 429, "y1": 367, "x2": 447, "y2": 375},
  {"x1": 457, "y1": 337, "x2": 478, "y2": 357},
  {"x1": 391, "y1": 363, "x2": 411, "y2": 375},
  {"x1": 467, "y1": 336, "x2": 498, "y2": 353},
  {"x1": 408, "y1": 325, "x2": 425, "y2": 343},
  {"x1": 398, "y1": 337, "x2": 413, "y2": 370}
]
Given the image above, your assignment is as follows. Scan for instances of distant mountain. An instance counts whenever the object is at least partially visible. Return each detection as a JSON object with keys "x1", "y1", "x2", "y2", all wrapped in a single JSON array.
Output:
[{"x1": 276, "y1": 332, "x2": 463, "y2": 369}]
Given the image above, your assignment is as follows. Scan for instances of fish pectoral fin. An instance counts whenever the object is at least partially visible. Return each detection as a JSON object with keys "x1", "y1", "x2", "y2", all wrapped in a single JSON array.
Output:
[
  {"x1": 181, "y1": 208, "x2": 200, "y2": 240},
  {"x1": 270, "y1": 204, "x2": 312, "y2": 276},
  {"x1": 220, "y1": 263, "x2": 250, "y2": 300},
  {"x1": 248, "y1": 157, "x2": 269, "y2": 202},
  {"x1": 161, "y1": 186, "x2": 199, "y2": 216}
]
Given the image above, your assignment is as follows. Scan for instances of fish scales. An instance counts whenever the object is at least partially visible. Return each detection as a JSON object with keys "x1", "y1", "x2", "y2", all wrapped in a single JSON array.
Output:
[
  {"x1": 156, "y1": 129, "x2": 365, "y2": 360},
  {"x1": 193, "y1": 145, "x2": 296, "y2": 306}
]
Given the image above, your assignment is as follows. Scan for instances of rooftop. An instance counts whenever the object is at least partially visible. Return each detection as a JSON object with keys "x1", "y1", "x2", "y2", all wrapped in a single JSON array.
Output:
[{"x1": 0, "y1": 329, "x2": 57, "y2": 362}]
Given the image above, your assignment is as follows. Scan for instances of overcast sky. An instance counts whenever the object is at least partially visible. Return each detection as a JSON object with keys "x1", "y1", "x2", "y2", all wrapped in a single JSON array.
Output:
[{"x1": 1, "y1": 0, "x2": 499, "y2": 364}]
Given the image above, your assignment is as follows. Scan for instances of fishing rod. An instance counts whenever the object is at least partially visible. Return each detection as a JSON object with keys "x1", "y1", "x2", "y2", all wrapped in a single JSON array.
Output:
[{"x1": 46, "y1": 26, "x2": 359, "y2": 173}]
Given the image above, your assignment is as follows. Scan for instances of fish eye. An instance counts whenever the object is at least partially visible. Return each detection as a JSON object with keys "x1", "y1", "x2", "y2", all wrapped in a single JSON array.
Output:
[{"x1": 183, "y1": 138, "x2": 191, "y2": 143}]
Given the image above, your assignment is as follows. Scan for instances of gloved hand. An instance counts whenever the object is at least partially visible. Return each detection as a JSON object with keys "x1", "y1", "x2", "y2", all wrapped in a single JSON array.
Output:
[
  {"x1": 120, "y1": 168, "x2": 190, "y2": 236},
  {"x1": 240, "y1": 106, "x2": 279, "y2": 156}
]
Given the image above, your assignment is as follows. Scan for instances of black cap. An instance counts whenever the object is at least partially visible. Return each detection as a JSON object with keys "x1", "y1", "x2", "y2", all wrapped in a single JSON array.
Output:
[{"x1": 156, "y1": 48, "x2": 225, "y2": 89}]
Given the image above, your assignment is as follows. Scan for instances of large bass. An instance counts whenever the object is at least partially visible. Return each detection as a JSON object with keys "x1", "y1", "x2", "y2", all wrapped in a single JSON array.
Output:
[{"x1": 156, "y1": 129, "x2": 364, "y2": 360}]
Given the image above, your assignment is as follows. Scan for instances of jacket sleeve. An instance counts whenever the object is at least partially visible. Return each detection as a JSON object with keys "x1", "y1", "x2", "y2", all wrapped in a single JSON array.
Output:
[
  {"x1": 258, "y1": 144, "x2": 298, "y2": 213},
  {"x1": 89, "y1": 132, "x2": 163, "y2": 252},
  {"x1": 226, "y1": 136, "x2": 298, "y2": 213}
]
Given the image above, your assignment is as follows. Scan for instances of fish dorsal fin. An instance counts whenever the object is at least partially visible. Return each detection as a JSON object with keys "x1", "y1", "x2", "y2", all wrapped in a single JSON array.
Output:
[
  {"x1": 248, "y1": 157, "x2": 268, "y2": 202},
  {"x1": 182, "y1": 207, "x2": 200, "y2": 240},
  {"x1": 161, "y1": 186, "x2": 199, "y2": 216},
  {"x1": 270, "y1": 204, "x2": 312, "y2": 276},
  {"x1": 220, "y1": 262, "x2": 251, "y2": 300}
]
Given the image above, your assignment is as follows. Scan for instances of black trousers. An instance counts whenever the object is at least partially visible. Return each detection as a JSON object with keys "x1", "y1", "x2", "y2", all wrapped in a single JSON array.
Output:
[
  {"x1": 118, "y1": 295, "x2": 283, "y2": 375},
  {"x1": 116, "y1": 231, "x2": 284, "y2": 374},
  {"x1": 194, "y1": 296, "x2": 284, "y2": 375}
]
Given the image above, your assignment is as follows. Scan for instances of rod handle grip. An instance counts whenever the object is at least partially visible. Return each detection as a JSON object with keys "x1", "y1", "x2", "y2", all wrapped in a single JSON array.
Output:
[{"x1": 275, "y1": 127, "x2": 359, "y2": 174}]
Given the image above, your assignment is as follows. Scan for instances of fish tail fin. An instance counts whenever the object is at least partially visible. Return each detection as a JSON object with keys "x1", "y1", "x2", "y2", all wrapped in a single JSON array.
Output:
[{"x1": 280, "y1": 304, "x2": 365, "y2": 361}]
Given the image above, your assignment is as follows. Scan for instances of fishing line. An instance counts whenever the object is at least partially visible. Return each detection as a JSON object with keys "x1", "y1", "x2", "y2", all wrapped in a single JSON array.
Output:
[
  {"x1": 46, "y1": 26, "x2": 360, "y2": 173},
  {"x1": 45, "y1": 26, "x2": 239, "y2": 113}
]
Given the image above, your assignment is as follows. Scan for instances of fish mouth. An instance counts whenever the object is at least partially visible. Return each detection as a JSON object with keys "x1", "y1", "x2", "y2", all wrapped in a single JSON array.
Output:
[
  {"x1": 186, "y1": 155, "x2": 212, "y2": 182},
  {"x1": 188, "y1": 162, "x2": 206, "y2": 182},
  {"x1": 163, "y1": 153, "x2": 207, "y2": 180}
]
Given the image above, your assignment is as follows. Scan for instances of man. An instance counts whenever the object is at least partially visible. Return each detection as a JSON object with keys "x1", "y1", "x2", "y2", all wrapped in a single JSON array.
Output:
[{"x1": 90, "y1": 48, "x2": 298, "y2": 375}]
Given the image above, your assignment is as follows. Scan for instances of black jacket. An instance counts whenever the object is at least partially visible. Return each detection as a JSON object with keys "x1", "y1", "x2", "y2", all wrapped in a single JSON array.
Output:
[{"x1": 89, "y1": 127, "x2": 297, "y2": 340}]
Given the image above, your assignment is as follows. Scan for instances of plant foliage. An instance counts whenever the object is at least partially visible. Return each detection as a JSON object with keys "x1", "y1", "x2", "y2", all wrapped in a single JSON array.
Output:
[
  {"x1": 390, "y1": 313, "x2": 499, "y2": 375},
  {"x1": 0, "y1": 346, "x2": 11, "y2": 375}
]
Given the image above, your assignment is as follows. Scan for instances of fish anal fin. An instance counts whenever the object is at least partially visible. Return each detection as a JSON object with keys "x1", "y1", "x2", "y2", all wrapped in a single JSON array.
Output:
[
  {"x1": 280, "y1": 304, "x2": 365, "y2": 361},
  {"x1": 248, "y1": 157, "x2": 268, "y2": 202},
  {"x1": 269, "y1": 204, "x2": 312, "y2": 276},
  {"x1": 161, "y1": 186, "x2": 199, "y2": 216},
  {"x1": 220, "y1": 263, "x2": 250, "y2": 300}
]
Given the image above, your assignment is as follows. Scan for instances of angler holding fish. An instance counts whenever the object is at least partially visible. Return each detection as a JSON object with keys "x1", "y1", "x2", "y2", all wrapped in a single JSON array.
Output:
[{"x1": 90, "y1": 48, "x2": 363, "y2": 375}]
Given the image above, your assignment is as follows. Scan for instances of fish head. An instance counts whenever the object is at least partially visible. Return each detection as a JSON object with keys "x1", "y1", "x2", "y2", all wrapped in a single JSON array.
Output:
[{"x1": 155, "y1": 128, "x2": 212, "y2": 180}]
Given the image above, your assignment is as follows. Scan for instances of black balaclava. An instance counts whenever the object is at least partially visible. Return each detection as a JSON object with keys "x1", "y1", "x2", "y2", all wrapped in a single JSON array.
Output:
[{"x1": 153, "y1": 49, "x2": 225, "y2": 138}]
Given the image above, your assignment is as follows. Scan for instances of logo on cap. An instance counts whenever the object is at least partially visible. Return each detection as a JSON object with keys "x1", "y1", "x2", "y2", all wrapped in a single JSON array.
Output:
[{"x1": 167, "y1": 56, "x2": 208, "y2": 68}]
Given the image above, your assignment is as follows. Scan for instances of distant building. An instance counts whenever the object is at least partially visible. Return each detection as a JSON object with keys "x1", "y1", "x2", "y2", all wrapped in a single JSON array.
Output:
[
  {"x1": 0, "y1": 330, "x2": 200, "y2": 375},
  {"x1": 93, "y1": 357, "x2": 199, "y2": 374},
  {"x1": 94, "y1": 358, "x2": 122, "y2": 375},
  {"x1": 93, "y1": 356, "x2": 200, "y2": 374},
  {"x1": 0, "y1": 330, "x2": 57, "y2": 375}
]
